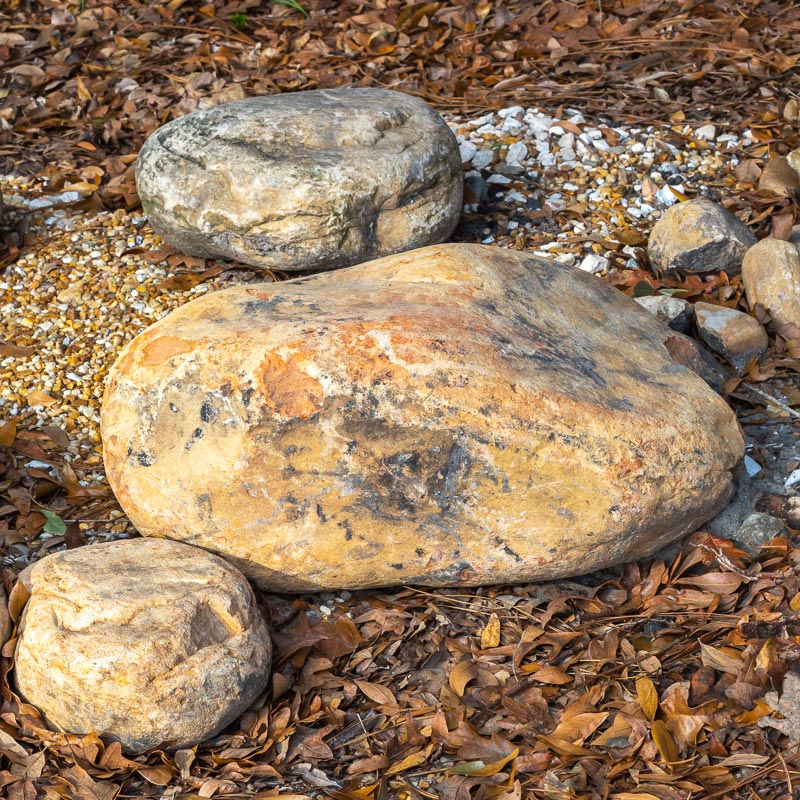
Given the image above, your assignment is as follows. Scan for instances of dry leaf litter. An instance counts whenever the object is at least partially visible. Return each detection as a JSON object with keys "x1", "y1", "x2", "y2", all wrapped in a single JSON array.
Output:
[{"x1": 2, "y1": 0, "x2": 800, "y2": 797}]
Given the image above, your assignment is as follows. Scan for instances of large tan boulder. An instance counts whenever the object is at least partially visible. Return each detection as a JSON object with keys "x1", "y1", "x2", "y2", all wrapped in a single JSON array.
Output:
[
  {"x1": 135, "y1": 88, "x2": 462, "y2": 272},
  {"x1": 14, "y1": 539, "x2": 271, "y2": 753},
  {"x1": 101, "y1": 244, "x2": 744, "y2": 591},
  {"x1": 742, "y1": 238, "x2": 800, "y2": 327}
]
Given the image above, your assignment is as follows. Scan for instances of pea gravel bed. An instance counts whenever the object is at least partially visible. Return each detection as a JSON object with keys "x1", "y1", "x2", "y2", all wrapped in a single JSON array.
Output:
[{"x1": 0, "y1": 106, "x2": 779, "y2": 501}]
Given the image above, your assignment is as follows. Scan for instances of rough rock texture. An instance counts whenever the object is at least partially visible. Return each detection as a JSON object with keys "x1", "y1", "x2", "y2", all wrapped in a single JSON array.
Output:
[
  {"x1": 694, "y1": 302, "x2": 768, "y2": 375},
  {"x1": 101, "y1": 244, "x2": 744, "y2": 591},
  {"x1": 734, "y1": 512, "x2": 786, "y2": 557},
  {"x1": 648, "y1": 198, "x2": 756, "y2": 274},
  {"x1": 635, "y1": 294, "x2": 693, "y2": 332},
  {"x1": 14, "y1": 539, "x2": 271, "y2": 753},
  {"x1": 660, "y1": 332, "x2": 729, "y2": 393},
  {"x1": 135, "y1": 89, "x2": 462, "y2": 272},
  {"x1": 742, "y1": 238, "x2": 800, "y2": 327}
]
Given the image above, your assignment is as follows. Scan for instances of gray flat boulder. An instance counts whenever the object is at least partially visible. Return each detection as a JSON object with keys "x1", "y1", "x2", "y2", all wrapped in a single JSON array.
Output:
[
  {"x1": 136, "y1": 89, "x2": 462, "y2": 272},
  {"x1": 14, "y1": 539, "x2": 271, "y2": 753},
  {"x1": 101, "y1": 244, "x2": 743, "y2": 592}
]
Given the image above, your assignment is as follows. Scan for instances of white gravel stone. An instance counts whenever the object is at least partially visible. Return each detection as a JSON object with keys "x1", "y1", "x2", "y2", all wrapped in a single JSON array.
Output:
[
  {"x1": 578, "y1": 254, "x2": 609, "y2": 274},
  {"x1": 506, "y1": 141, "x2": 528, "y2": 165},
  {"x1": 472, "y1": 150, "x2": 495, "y2": 169},
  {"x1": 459, "y1": 140, "x2": 478, "y2": 163},
  {"x1": 695, "y1": 124, "x2": 717, "y2": 141}
]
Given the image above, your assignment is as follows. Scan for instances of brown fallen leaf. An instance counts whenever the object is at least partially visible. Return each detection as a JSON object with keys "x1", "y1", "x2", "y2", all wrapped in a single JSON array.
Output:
[
  {"x1": 480, "y1": 612, "x2": 501, "y2": 649},
  {"x1": 660, "y1": 681, "x2": 722, "y2": 751},
  {"x1": 651, "y1": 719, "x2": 679, "y2": 764},
  {"x1": 347, "y1": 754, "x2": 390, "y2": 775},
  {"x1": 636, "y1": 676, "x2": 658, "y2": 721},
  {"x1": 25, "y1": 389, "x2": 57, "y2": 407},
  {"x1": 385, "y1": 743, "x2": 433, "y2": 776},
  {"x1": 699, "y1": 641, "x2": 742, "y2": 675},
  {"x1": 0, "y1": 343, "x2": 34, "y2": 357},
  {"x1": 0, "y1": 420, "x2": 16, "y2": 448},
  {"x1": 355, "y1": 680, "x2": 397, "y2": 707},
  {"x1": 449, "y1": 659, "x2": 479, "y2": 697}
]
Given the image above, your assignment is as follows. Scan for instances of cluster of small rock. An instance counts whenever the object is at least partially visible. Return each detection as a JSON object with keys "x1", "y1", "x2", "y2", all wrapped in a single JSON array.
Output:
[
  {"x1": 641, "y1": 196, "x2": 800, "y2": 375},
  {"x1": 451, "y1": 106, "x2": 754, "y2": 272},
  {"x1": 6, "y1": 88, "x2": 795, "y2": 756}
]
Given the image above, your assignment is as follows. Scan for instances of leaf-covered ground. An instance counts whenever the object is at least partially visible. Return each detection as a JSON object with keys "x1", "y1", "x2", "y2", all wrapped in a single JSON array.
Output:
[{"x1": 2, "y1": 1, "x2": 800, "y2": 798}]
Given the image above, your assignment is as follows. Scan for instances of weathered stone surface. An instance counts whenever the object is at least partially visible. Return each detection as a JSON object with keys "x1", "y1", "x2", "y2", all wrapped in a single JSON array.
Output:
[
  {"x1": 15, "y1": 539, "x2": 271, "y2": 753},
  {"x1": 694, "y1": 302, "x2": 767, "y2": 375},
  {"x1": 734, "y1": 512, "x2": 786, "y2": 557},
  {"x1": 635, "y1": 294, "x2": 693, "y2": 332},
  {"x1": 742, "y1": 238, "x2": 800, "y2": 326},
  {"x1": 648, "y1": 198, "x2": 756, "y2": 274},
  {"x1": 661, "y1": 332, "x2": 729, "y2": 393},
  {"x1": 101, "y1": 244, "x2": 744, "y2": 591},
  {"x1": 136, "y1": 89, "x2": 462, "y2": 272}
]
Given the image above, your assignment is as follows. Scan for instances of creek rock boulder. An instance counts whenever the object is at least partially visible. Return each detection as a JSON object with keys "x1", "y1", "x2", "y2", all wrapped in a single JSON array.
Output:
[
  {"x1": 14, "y1": 539, "x2": 271, "y2": 753},
  {"x1": 694, "y1": 302, "x2": 767, "y2": 375},
  {"x1": 135, "y1": 88, "x2": 462, "y2": 272},
  {"x1": 648, "y1": 198, "x2": 756, "y2": 274},
  {"x1": 742, "y1": 238, "x2": 800, "y2": 327},
  {"x1": 101, "y1": 243, "x2": 744, "y2": 591}
]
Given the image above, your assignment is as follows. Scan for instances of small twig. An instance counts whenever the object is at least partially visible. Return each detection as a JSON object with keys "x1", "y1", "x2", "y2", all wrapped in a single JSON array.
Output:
[
  {"x1": 743, "y1": 383, "x2": 800, "y2": 420},
  {"x1": 779, "y1": 753, "x2": 793, "y2": 797}
]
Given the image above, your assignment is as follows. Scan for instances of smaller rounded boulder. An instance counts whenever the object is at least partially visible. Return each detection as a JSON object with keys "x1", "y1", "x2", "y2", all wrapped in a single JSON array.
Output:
[
  {"x1": 14, "y1": 539, "x2": 271, "y2": 753},
  {"x1": 136, "y1": 88, "x2": 463, "y2": 272},
  {"x1": 648, "y1": 198, "x2": 756, "y2": 274}
]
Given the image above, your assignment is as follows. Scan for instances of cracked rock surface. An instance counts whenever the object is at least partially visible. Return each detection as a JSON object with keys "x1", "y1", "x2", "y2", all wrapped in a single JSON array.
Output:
[
  {"x1": 14, "y1": 539, "x2": 271, "y2": 753},
  {"x1": 101, "y1": 243, "x2": 743, "y2": 592},
  {"x1": 135, "y1": 88, "x2": 462, "y2": 271}
]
